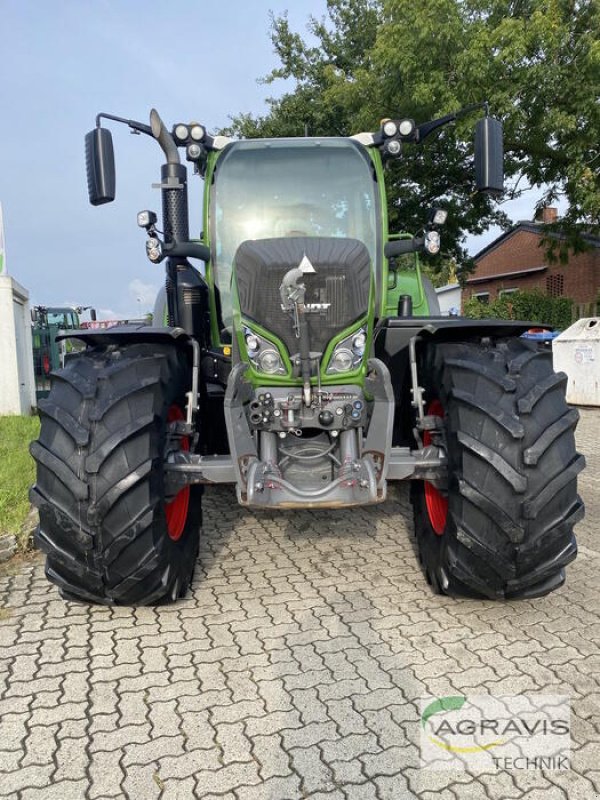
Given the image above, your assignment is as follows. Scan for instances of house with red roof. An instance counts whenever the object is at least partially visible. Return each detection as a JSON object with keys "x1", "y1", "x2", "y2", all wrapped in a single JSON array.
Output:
[{"x1": 465, "y1": 208, "x2": 599, "y2": 316}]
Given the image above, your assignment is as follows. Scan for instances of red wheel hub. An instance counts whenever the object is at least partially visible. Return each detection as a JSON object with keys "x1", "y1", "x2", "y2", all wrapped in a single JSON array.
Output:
[
  {"x1": 165, "y1": 405, "x2": 190, "y2": 542},
  {"x1": 423, "y1": 399, "x2": 448, "y2": 535}
]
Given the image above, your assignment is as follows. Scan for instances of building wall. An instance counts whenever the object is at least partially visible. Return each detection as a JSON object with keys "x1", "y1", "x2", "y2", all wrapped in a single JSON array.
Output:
[
  {"x1": 465, "y1": 229, "x2": 600, "y2": 306},
  {"x1": 435, "y1": 284, "x2": 462, "y2": 315},
  {"x1": 0, "y1": 276, "x2": 36, "y2": 415}
]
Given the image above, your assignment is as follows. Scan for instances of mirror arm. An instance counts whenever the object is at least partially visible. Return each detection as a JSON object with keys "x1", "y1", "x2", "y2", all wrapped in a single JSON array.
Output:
[
  {"x1": 164, "y1": 241, "x2": 210, "y2": 262},
  {"x1": 416, "y1": 101, "x2": 488, "y2": 142},
  {"x1": 384, "y1": 237, "x2": 424, "y2": 257},
  {"x1": 95, "y1": 112, "x2": 153, "y2": 137}
]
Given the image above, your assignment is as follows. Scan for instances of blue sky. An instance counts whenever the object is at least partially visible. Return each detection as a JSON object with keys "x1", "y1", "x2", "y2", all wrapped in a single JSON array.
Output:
[
  {"x1": 0, "y1": 1, "x2": 328, "y2": 317},
  {"x1": 1, "y1": 1, "x2": 545, "y2": 319}
]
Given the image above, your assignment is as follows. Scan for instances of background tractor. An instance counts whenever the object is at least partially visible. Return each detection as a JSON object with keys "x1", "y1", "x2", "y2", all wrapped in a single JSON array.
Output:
[
  {"x1": 31, "y1": 305, "x2": 96, "y2": 400},
  {"x1": 30, "y1": 106, "x2": 584, "y2": 605}
]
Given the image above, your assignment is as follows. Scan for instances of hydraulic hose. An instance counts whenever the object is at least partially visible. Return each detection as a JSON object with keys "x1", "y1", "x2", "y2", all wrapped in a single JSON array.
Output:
[
  {"x1": 280, "y1": 266, "x2": 313, "y2": 406},
  {"x1": 297, "y1": 312, "x2": 312, "y2": 407}
]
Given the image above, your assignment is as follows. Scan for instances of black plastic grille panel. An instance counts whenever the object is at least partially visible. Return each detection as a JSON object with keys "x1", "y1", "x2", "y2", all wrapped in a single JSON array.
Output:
[{"x1": 234, "y1": 237, "x2": 371, "y2": 356}]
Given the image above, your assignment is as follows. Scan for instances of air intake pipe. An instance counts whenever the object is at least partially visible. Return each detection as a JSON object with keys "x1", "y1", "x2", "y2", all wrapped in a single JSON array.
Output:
[{"x1": 150, "y1": 109, "x2": 190, "y2": 327}]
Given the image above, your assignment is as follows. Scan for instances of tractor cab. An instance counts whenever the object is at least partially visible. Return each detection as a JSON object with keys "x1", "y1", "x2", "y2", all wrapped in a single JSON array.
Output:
[{"x1": 209, "y1": 138, "x2": 380, "y2": 334}]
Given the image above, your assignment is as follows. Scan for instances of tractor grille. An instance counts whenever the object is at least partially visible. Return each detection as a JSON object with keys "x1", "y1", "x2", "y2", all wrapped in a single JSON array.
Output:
[{"x1": 234, "y1": 237, "x2": 371, "y2": 356}]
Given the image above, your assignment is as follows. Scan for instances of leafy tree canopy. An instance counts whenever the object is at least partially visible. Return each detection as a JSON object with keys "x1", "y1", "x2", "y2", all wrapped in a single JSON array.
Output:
[{"x1": 226, "y1": 0, "x2": 599, "y2": 273}]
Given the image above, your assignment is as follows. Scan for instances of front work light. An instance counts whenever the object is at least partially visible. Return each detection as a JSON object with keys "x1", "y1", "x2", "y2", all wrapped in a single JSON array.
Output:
[
  {"x1": 430, "y1": 208, "x2": 448, "y2": 226},
  {"x1": 146, "y1": 238, "x2": 163, "y2": 262},
  {"x1": 398, "y1": 119, "x2": 415, "y2": 137},
  {"x1": 137, "y1": 210, "x2": 157, "y2": 229},
  {"x1": 424, "y1": 231, "x2": 441, "y2": 255},
  {"x1": 187, "y1": 144, "x2": 202, "y2": 160},
  {"x1": 383, "y1": 120, "x2": 398, "y2": 137}
]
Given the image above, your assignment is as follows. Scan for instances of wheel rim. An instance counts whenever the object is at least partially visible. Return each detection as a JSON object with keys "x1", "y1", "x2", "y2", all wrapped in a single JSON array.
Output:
[
  {"x1": 423, "y1": 399, "x2": 448, "y2": 535},
  {"x1": 165, "y1": 405, "x2": 190, "y2": 542}
]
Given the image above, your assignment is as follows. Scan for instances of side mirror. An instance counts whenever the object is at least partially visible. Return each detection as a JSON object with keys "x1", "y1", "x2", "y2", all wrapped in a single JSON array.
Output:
[
  {"x1": 85, "y1": 127, "x2": 115, "y2": 205},
  {"x1": 475, "y1": 117, "x2": 503, "y2": 196},
  {"x1": 90, "y1": 308, "x2": 97, "y2": 321}
]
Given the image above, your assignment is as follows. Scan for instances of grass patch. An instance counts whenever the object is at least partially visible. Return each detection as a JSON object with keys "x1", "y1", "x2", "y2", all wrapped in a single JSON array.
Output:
[{"x1": 0, "y1": 415, "x2": 40, "y2": 546}]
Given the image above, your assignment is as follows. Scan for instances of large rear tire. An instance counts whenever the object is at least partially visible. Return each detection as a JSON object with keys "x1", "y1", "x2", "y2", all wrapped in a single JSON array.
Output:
[
  {"x1": 412, "y1": 337, "x2": 584, "y2": 599},
  {"x1": 30, "y1": 343, "x2": 201, "y2": 605}
]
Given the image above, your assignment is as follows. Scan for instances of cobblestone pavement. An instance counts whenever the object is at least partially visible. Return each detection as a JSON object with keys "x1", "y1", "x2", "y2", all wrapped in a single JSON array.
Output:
[{"x1": 1, "y1": 409, "x2": 599, "y2": 800}]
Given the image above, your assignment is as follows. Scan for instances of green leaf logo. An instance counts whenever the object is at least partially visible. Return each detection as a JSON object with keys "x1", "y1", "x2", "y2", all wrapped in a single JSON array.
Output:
[{"x1": 421, "y1": 696, "x2": 466, "y2": 728}]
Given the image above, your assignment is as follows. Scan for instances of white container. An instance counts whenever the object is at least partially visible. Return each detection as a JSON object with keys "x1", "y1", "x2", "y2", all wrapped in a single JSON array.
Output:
[
  {"x1": 0, "y1": 275, "x2": 36, "y2": 414},
  {"x1": 552, "y1": 318, "x2": 600, "y2": 406}
]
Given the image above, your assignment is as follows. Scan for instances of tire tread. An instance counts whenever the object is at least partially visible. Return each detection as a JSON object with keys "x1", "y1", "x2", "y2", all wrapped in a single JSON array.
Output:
[{"x1": 412, "y1": 337, "x2": 583, "y2": 599}]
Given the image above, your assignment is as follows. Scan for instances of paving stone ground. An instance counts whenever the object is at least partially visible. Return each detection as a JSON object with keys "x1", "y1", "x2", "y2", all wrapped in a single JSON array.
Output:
[{"x1": 1, "y1": 409, "x2": 599, "y2": 800}]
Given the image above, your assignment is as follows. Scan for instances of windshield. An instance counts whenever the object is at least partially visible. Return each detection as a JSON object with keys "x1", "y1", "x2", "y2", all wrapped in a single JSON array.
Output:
[
  {"x1": 210, "y1": 138, "x2": 378, "y2": 329},
  {"x1": 46, "y1": 311, "x2": 78, "y2": 328}
]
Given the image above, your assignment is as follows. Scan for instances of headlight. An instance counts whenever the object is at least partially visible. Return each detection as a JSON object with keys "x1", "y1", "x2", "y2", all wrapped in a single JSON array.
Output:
[
  {"x1": 258, "y1": 349, "x2": 284, "y2": 374},
  {"x1": 352, "y1": 332, "x2": 366, "y2": 356},
  {"x1": 326, "y1": 328, "x2": 367, "y2": 374},
  {"x1": 245, "y1": 334, "x2": 260, "y2": 354},
  {"x1": 330, "y1": 348, "x2": 354, "y2": 372},
  {"x1": 243, "y1": 327, "x2": 286, "y2": 375}
]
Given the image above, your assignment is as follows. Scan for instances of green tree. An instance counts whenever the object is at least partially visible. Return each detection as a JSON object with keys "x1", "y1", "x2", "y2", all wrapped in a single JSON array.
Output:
[{"x1": 227, "y1": 0, "x2": 600, "y2": 272}]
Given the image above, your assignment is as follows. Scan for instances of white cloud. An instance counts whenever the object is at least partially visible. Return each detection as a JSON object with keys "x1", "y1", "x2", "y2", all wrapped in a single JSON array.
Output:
[
  {"x1": 96, "y1": 308, "x2": 118, "y2": 320},
  {"x1": 128, "y1": 279, "x2": 159, "y2": 312}
]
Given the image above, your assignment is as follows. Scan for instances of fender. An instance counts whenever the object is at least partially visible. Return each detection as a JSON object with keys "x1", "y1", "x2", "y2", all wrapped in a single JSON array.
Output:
[
  {"x1": 56, "y1": 324, "x2": 192, "y2": 349},
  {"x1": 374, "y1": 316, "x2": 545, "y2": 360},
  {"x1": 374, "y1": 315, "x2": 550, "y2": 448}
]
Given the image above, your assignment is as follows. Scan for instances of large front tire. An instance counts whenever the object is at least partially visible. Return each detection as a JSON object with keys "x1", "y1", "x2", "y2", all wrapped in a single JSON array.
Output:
[
  {"x1": 30, "y1": 343, "x2": 201, "y2": 605},
  {"x1": 412, "y1": 337, "x2": 583, "y2": 599}
]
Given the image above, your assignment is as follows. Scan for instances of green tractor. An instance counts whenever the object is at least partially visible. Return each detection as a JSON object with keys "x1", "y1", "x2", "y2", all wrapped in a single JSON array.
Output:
[
  {"x1": 30, "y1": 106, "x2": 584, "y2": 605},
  {"x1": 31, "y1": 305, "x2": 96, "y2": 400}
]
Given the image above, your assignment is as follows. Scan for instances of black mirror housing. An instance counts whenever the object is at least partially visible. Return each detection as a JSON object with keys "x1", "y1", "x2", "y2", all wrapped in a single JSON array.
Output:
[
  {"x1": 85, "y1": 127, "x2": 116, "y2": 205},
  {"x1": 475, "y1": 117, "x2": 503, "y2": 196}
]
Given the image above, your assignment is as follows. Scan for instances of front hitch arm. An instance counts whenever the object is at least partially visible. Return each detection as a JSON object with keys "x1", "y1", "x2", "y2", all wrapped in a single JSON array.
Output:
[{"x1": 280, "y1": 265, "x2": 313, "y2": 406}]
